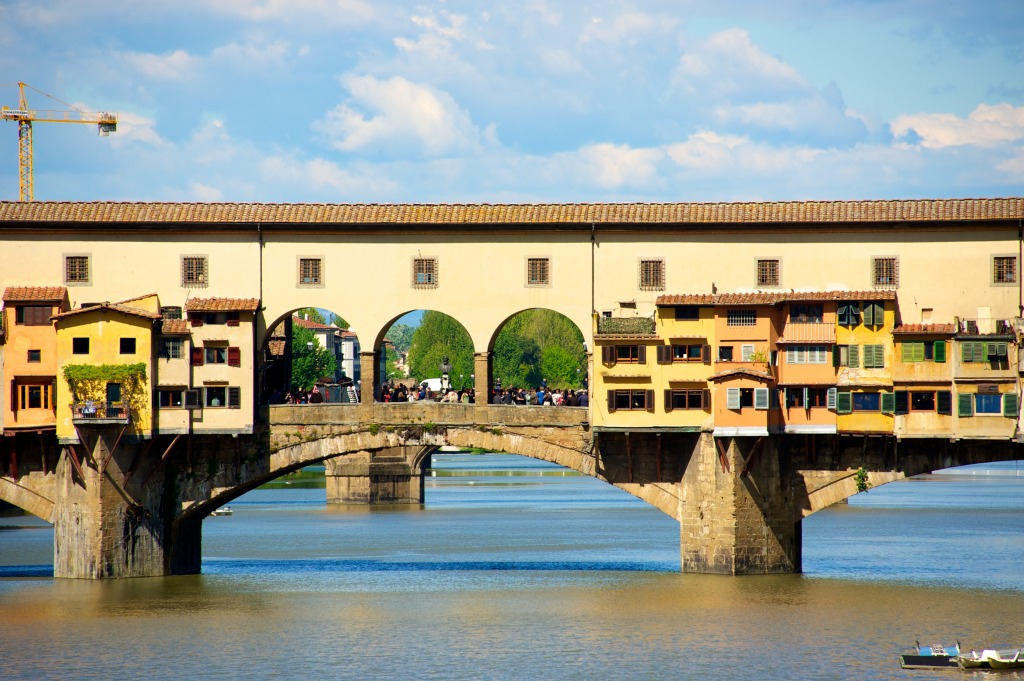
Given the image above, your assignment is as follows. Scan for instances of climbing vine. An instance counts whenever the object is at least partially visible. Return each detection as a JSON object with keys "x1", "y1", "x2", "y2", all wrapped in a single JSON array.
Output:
[
  {"x1": 62, "y1": 363, "x2": 148, "y2": 429},
  {"x1": 854, "y1": 467, "x2": 870, "y2": 493}
]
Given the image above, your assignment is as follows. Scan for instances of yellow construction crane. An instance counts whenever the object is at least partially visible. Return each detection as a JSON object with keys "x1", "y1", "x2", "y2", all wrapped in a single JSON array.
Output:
[{"x1": 1, "y1": 82, "x2": 117, "y2": 201}]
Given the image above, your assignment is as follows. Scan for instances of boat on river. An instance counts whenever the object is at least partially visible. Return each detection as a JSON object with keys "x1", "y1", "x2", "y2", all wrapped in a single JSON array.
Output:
[
  {"x1": 210, "y1": 506, "x2": 233, "y2": 517},
  {"x1": 956, "y1": 648, "x2": 1024, "y2": 670},
  {"x1": 899, "y1": 641, "x2": 960, "y2": 669}
]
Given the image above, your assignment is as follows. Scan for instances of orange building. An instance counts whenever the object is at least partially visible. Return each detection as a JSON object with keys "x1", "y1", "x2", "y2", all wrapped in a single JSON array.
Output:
[
  {"x1": 891, "y1": 323, "x2": 955, "y2": 439},
  {"x1": 775, "y1": 295, "x2": 840, "y2": 435}
]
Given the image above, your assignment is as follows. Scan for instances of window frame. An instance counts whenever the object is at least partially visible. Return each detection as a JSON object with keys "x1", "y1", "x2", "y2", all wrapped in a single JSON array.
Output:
[
  {"x1": 607, "y1": 389, "x2": 654, "y2": 411},
  {"x1": 158, "y1": 388, "x2": 185, "y2": 408},
  {"x1": 638, "y1": 258, "x2": 665, "y2": 291},
  {"x1": 64, "y1": 253, "x2": 92, "y2": 286},
  {"x1": 871, "y1": 256, "x2": 899, "y2": 289},
  {"x1": 756, "y1": 258, "x2": 781, "y2": 287},
  {"x1": 72, "y1": 337, "x2": 90, "y2": 355},
  {"x1": 726, "y1": 309, "x2": 756, "y2": 327},
  {"x1": 412, "y1": 257, "x2": 438, "y2": 289},
  {"x1": 27, "y1": 349, "x2": 41, "y2": 363},
  {"x1": 119, "y1": 338, "x2": 137, "y2": 355},
  {"x1": 297, "y1": 256, "x2": 324, "y2": 288},
  {"x1": 992, "y1": 254, "x2": 1018, "y2": 286},
  {"x1": 525, "y1": 257, "x2": 551, "y2": 287},
  {"x1": 159, "y1": 338, "x2": 184, "y2": 359},
  {"x1": 181, "y1": 255, "x2": 209, "y2": 288},
  {"x1": 665, "y1": 388, "x2": 710, "y2": 411}
]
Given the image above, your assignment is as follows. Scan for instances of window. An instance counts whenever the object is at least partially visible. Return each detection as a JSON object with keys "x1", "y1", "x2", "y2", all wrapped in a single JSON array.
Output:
[
  {"x1": 718, "y1": 345, "x2": 734, "y2": 361},
  {"x1": 975, "y1": 392, "x2": 1002, "y2": 415},
  {"x1": 160, "y1": 338, "x2": 184, "y2": 359},
  {"x1": 852, "y1": 392, "x2": 881, "y2": 411},
  {"x1": 727, "y1": 309, "x2": 756, "y2": 326},
  {"x1": 674, "y1": 306, "x2": 699, "y2": 320},
  {"x1": 862, "y1": 344, "x2": 885, "y2": 369},
  {"x1": 993, "y1": 255, "x2": 1018, "y2": 285},
  {"x1": 15, "y1": 305, "x2": 51, "y2": 326},
  {"x1": 205, "y1": 346, "x2": 228, "y2": 364},
  {"x1": 726, "y1": 387, "x2": 769, "y2": 410},
  {"x1": 672, "y1": 344, "x2": 704, "y2": 361},
  {"x1": 786, "y1": 387, "x2": 829, "y2": 408},
  {"x1": 741, "y1": 344, "x2": 755, "y2": 362},
  {"x1": 27, "y1": 349, "x2": 41, "y2": 363},
  {"x1": 412, "y1": 257, "x2": 438, "y2": 288},
  {"x1": 607, "y1": 389, "x2": 653, "y2": 411},
  {"x1": 837, "y1": 302, "x2": 860, "y2": 327},
  {"x1": 665, "y1": 389, "x2": 709, "y2": 410},
  {"x1": 120, "y1": 338, "x2": 136, "y2": 355},
  {"x1": 910, "y1": 391, "x2": 936, "y2": 411},
  {"x1": 72, "y1": 337, "x2": 90, "y2": 354},
  {"x1": 18, "y1": 383, "x2": 51, "y2": 410},
  {"x1": 789, "y1": 304, "x2": 823, "y2": 323},
  {"x1": 639, "y1": 258, "x2": 665, "y2": 290},
  {"x1": 961, "y1": 341, "x2": 1008, "y2": 363},
  {"x1": 158, "y1": 389, "x2": 184, "y2": 408},
  {"x1": 299, "y1": 257, "x2": 323, "y2": 286},
  {"x1": 205, "y1": 386, "x2": 227, "y2": 408},
  {"x1": 901, "y1": 340, "x2": 946, "y2": 363},
  {"x1": 835, "y1": 344, "x2": 858, "y2": 368},
  {"x1": 615, "y1": 345, "x2": 644, "y2": 363},
  {"x1": 872, "y1": 256, "x2": 899, "y2": 289},
  {"x1": 181, "y1": 256, "x2": 209, "y2": 288},
  {"x1": 526, "y1": 257, "x2": 550, "y2": 287},
  {"x1": 861, "y1": 301, "x2": 885, "y2": 327},
  {"x1": 757, "y1": 258, "x2": 780, "y2": 287},
  {"x1": 64, "y1": 255, "x2": 90, "y2": 284},
  {"x1": 161, "y1": 306, "x2": 182, "y2": 320},
  {"x1": 787, "y1": 345, "x2": 827, "y2": 364}
]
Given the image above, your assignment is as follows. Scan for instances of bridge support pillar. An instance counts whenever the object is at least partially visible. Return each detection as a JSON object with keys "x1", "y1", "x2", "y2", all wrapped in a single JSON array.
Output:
[
  {"x1": 474, "y1": 352, "x2": 490, "y2": 404},
  {"x1": 52, "y1": 428, "x2": 177, "y2": 579},
  {"x1": 324, "y1": 447, "x2": 425, "y2": 504},
  {"x1": 679, "y1": 433, "x2": 800, "y2": 575}
]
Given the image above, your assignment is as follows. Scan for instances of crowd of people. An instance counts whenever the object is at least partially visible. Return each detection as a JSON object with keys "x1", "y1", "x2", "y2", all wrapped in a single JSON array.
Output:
[
  {"x1": 273, "y1": 382, "x2": 589, "y2": 406},
  {"x1": 489, "y1": 386, "x2": 588, "y2": 407}
]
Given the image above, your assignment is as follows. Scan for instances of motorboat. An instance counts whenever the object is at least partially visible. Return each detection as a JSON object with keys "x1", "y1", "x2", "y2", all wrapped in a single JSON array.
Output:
[
  {"x1": 956, "y1": 647, "x2": 1024, "y2": 670},
  {"x1": 899, "y1": 641, "x2": 960, "y2": 669},
  {"x1": 210, "y1": 506, "x2": 233, "y2": 517}
]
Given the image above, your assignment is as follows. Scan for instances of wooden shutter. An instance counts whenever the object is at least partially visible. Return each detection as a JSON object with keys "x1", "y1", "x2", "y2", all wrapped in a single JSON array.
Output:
[
  {"x1": 664, "y1": 389, "x2": 673, "y2": 412},
  {"x1": 601, "y1": 345, "x2": 616, "y2": 365},
  {"x1": 637, "y1": 345, "x2": 646, "y2": 364},
  {"x1": 937, "y1": 391, "x2": 952, "y2": 415},
  {"x1": 227, "y1": 346, "x2": 241, "y2": 367},
  {"x1": 184, "y1": 389, "x2": 201, "y2": 410},
  {"x1": 957, "y1": 393, "x2": 973, "y2": 417},
  {"x1": 861, "y1": 302, "x2": 874, "y2": 326},
  {"x1": 827, "y1": 387, "x2": 837, "y2": 410},
  {"x1": 894, "y1": 391, "x2": 908, "y2": 415},
  {"x1": 703, "y1": 345, "x2": 712, "y2": 365},
  {"x1": 754, "y1": 388, "x2": 769, "y2": 410},
  {"x1": 189, "y1": 314, "x2": 203, "y2": 327},
  {"x1": 832, "y1": 345, "x2": 841, "y2": 368},
  {"x1": 606, "y1": 390, "x2": 616, "y2": 412},
  {"x1": 881, "y1": 392, "x2": 895, "y2": 414},
  {"x1": 656, "y1": 345, "x2": 671, "y2": 364},
  {"x1": 726, "y1": 388, "x2": 740, "y2": 410},
  {"x1": 702, "y1": 389, "x2": 711, "y2": 410},
  {"x1": 1003, "y1": 393, "x2": 1018, "y2": 418},
  {"x1": 190, "y1": 346, "x2": 204, "y2": 366},
  {"x1": 836, "y1": 391, "x2": 852, "y2": 414},
  {"x1": 226, "y1": 312, "x2": 240, "y2": 327},
  {"x1": 961, "y1": 342, "x2": 974, "y2": 363},
  {"x1": 837, "y1": 303, "x2": 849, "y2": 327},
  {"x1": 900, "y1": 343, "x2": 913, "y2": 362},
  {"x1": 645, "y1": 390, "x2": 654, "y2": 410},
  {"x1": 848, "y1": 345, "x2": 860, "y2": 368},
  {"x1": 933, "y1": 340, "x2": 946, "y2": 363},
  {"x1": 228, "y1": 386, "x2": 241, "y2": 408}
]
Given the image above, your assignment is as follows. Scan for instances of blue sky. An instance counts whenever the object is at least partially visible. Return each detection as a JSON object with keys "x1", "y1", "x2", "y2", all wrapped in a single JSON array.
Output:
[{"x1": 0, "y1": 1, "x2": 1021, "y2": 203}]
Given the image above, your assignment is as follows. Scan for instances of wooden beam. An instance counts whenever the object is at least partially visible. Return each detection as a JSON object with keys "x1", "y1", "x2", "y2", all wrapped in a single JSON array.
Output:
[
  {"x1": 139, "y1": 434, "x2": 182, "y2": 488},
  {"x1": 624, "y1": 432, "x2": 633, "y2": 483},
  {"x1": 64, "y1": 445, "x2": 86, "y2": 483},
  {"x1": 715, "y1": 437, "x2": 731, "y2": 473},
  {"x1": 740, "y1": 437, "x2": 765, "y2": 476},
  {"x1": 100, "y1": 424, "x2": 130, "y2": 475},
  {"x1": 655, "y1": 433, "x2": 662, "y2": 483},
  {"x1": 122, "y1": 437, "x2": 156, "y2": 485}
]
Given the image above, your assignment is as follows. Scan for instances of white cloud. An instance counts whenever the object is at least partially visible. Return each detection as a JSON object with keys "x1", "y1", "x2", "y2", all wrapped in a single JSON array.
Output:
[
  {"x1": 189, "y1": 182, "x2": 225, "y2": 201},
  {"x1": 208, "y1": 0, "x2": 375, "y2": 25},
  {"x1": 121, "y1": 49, "x2": 198, "y2": 81},
  {"x1": 675, "y1": 28, "x2": 807, "y2": 99},
  {"x1": 316, "y1": 75, "x2": 489, "y2": 157},
  {"x1": 891, "y1": 103, "x2": 1024, "y2": 149},
  {"x1": 211, "y1": 40, "x2": 293, "y2": 71},
  {"x1": 579, "y1": 11, "x2": 674, "y2": 46},
  {"x1": 260, "y1": 155, "x2": 399, "y2": 196},
  {"x1": 107, "y1": 111, "x2": 167, "y2": 148},
  {"x1": 573, "y1": 143, "x2": 664, "y2": 189}
]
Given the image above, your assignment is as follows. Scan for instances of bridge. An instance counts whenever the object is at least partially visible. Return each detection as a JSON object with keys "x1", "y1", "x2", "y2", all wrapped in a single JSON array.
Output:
[{"x1": 2, "y1": 198, "x2": 1024, "y2": 578}]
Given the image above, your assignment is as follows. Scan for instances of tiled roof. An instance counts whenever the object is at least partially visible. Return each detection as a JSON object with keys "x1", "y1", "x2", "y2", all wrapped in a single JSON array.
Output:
[
  {"x1": 52, "y1": 302, "x2": 162, "y2": 321},
  {"x1": 161, "y1": 318, "x2": 190, "y2": 335},
  {"x1": 709, "y1": 368, "x2": 775, "y2": 382},
  {"x1": 185, "y1": 297, "x2": 260, "y2": 312},
  {"x1": 657, "y1": 290, "x2": 897, "y2": 306},
  {"x1": 892, "y1": 323, "x2": 956, "y2": 335},
  {"x1": 3, "y1": 286, "x2": 67, "y2": 303},
  {"x1": 293, "y1": 316, "x2": 337, "y2": 331},
  {"x1": 0, "y1": 198, "x2": 1021, "y2": 226}
]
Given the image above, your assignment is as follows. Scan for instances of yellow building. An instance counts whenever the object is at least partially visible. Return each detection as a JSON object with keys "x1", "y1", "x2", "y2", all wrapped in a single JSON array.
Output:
[
  {"x1": 1, "y1": 286, "x2": 69, "y2": 433},
  {"x1": 52, "y1": 295, "x2": 162, "y2": 442},
  {"x1": 834, "y1": 292, "x2": 897, "y2": 434},
  {"x1": 892, "y1": 323, "x2": 955, "y2": 439},
  {"x1": 952, "y1": 315, "x2": 1019, "y2": 440},
  {"x1": 653, "y1": 295, "x2": 715, "y2": 431},
  {"x1": 592, "y1": 314, "x2": 658, "y2": 429}
]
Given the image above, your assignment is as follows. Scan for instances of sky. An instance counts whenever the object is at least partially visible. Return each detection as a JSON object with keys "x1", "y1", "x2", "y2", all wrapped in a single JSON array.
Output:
[{"x1": 0, "y1": 0, "x2": 1022, "y2": 204}]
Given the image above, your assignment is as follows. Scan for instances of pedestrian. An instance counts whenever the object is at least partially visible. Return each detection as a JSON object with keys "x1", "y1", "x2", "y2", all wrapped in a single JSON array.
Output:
[{"x1": 310, "y1": 387, "x2": 323, "y2": 404}]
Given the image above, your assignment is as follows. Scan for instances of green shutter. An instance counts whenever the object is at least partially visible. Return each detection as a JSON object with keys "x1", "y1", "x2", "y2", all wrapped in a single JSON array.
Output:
[
  {"x1": 933, "y1": 340, "x2": 946, "y2": 363},
  {"x1": 957, "y1": 393, "x2": 974, "y2": 417},
  {"x1": 1003, "y1": 393, "x2": 1018, "y2": 418},
  {"x1": 861, "y1": 302, "x2": 873, "y2": 326},
  {"x1": 881, "y1": 391, "x2": 895, "y2": 414},
  {"x1": 836, "y1": 391, "x2": 852, "y2": 414},
  {"x1": 961, "y1": 342, "x2": 972, "y2": 363},
  {"x1": 912, "y1": 343, "x2": 925, "y2": 362},
  {"x1": 833, "y1": 345, "x2": 841, "y2": 367},
  {"x1": 894, "y1": 391, "x2": 909, "y2": 415},
  {"x1": 937, "y1": 391, "x2": 952, "y2": 415},
  {"x1": 837, "y1": 303, "x2": 849, "y2": 327},
  {"x1": 848, "y1": 345, "x2": 860, "y2": 368},
  {"x1": 901, "y1": 342, "x2": 914, "y2": 362}
]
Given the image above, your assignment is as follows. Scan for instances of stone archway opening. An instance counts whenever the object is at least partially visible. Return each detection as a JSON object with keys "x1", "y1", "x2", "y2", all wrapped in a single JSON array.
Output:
[
  {"x1": 260, "y1": 306, "x2": 361, "y2": 405},
  {"x1": 375, "y1": 309, "x2": 475, "y2": 403}
]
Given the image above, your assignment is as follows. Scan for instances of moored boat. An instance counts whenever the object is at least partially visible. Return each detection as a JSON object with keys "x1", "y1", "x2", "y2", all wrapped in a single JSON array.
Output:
[
  {"x1": 899, "y1": 641, "x2": 960, "y2": 669},
  {"x1": 210, "y1": 506, "x2": 233, "y2": 517},
  {"x1": 956, "y1": 647, "x2": 1024, "y2": 670}
]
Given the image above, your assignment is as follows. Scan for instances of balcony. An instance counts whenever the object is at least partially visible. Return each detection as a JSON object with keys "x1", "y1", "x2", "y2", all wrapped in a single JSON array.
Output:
[
  {"x1": 71, "y1": 401, "x2": 131, "y2": 424},
  {"x1": 955, "y1": 318, "x2": 1013, "y2": 337},
  {"x1": 596, "y1": 316, "x2": 656, "y2": 336}
]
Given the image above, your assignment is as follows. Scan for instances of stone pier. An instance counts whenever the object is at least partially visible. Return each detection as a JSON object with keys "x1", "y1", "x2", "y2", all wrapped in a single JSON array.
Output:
[{"x1": 324, "y1": 446, "x2": 429, "y2": 504}]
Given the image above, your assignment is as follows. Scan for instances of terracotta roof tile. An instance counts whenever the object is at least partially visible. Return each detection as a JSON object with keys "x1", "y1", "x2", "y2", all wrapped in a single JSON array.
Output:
[
  {"x1": 656, "y1": 294, "x2": 716, "y2": 305},
  {"x1": 657, "y1": 290, "x2": 897, "y2": 306},
  {"x1": 892, "y1": 323, "x2": 956, "y2": 335},
  {"x1": 709, "y1": 367, "x2": 775, "y2": 382},
  {"x1": 161, "y1": 318, "x2": 190, "y2": 335},
  {"x1": 0, "y1": 198, "x2": 1021, "y2": 226},
  {"x1": 52, "y1": 302, "x2": 162, "y2": 321},
  {"x1": 185, "y1": 297, "x2": 260, "y2": 312},
  {"x1": 292, "y1": 316, "x2": 338, "y2": 331},
  {"x1": 3, "y1": 286, "x2": 68, "y2": 303}
]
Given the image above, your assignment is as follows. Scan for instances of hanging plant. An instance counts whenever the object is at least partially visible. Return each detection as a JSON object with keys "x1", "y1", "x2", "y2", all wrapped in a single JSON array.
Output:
[
  {"x1": 62, "y1": 363, "x2": 148, "y2": 427},
  {"x1": 855, "y1": 467, "x2": 870, "y2": 493}
]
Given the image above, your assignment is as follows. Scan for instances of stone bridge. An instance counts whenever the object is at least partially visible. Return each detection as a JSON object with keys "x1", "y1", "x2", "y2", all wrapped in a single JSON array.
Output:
[{"x1": 2, "y1": 402, "x2": 1022, "y2": 578}]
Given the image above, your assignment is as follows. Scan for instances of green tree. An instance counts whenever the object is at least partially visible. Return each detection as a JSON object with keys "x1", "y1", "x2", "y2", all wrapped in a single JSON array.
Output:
[
  {"x1": 387, "y1": 323, "x2": 415, "y2": 354},
  {"x1": 295, "y1": 307, "x2": 326, "y2": 325},
  {"x1": 540, "y1": 345, "x2": 583, "y2": 388},
  {"x1": 291, "y1": 323, "x2": 336, "y2": 391},
  {"x1": 493, "y1": 332, "x2": 541, "y2": 388},
  {"x1": 493, "y1": 309, "x2": 586, "y2": 388},
  {"x1": 406, "y1": 311, "x2": 473, "y2": 383}
]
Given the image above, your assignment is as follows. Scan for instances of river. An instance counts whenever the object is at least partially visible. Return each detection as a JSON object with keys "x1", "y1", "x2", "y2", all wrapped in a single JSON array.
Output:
[{"x1": 1, "y1": 454, "x2": 1022, "y2": 681}]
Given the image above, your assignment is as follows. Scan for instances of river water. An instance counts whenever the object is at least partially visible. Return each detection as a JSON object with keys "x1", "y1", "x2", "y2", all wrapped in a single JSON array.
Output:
[{"x1": 1, "y1": 454, "x2": 1023, "y2": 681}]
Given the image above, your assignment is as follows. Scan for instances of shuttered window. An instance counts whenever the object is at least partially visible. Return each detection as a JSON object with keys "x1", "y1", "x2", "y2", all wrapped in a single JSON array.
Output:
[
  {"x1": 862, "y1": 345, "x2": 885, "y2": 369},
  {"x1": 957, "y1": 393, "x2": 974, "y2": 417}
]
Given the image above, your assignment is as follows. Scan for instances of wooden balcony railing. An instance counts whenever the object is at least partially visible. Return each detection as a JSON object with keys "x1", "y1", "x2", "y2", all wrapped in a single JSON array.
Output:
[{"x1": 71, "y1": 402, "x2": 131, "y2": 422}]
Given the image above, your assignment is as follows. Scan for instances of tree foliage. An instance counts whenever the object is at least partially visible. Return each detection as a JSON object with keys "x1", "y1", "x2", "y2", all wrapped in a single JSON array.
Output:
[
  {"x1": 406, "y1": 311, "x2": 474, "y2": 382},
  {"x1": 386, "y1": 323, "x2": 415, "y2": 354},
  {"x1": 494, "y1": 310, "x2": 586, "y2": 389},
  {"x1": 291, "y1": 323, "x2": 336, "y2": 390}
]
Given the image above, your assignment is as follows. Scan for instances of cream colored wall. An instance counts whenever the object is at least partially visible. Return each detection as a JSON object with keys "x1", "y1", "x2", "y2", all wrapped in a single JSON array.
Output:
[{"x1": 189, "y1": 311, "x2": 255, "y2": 434}]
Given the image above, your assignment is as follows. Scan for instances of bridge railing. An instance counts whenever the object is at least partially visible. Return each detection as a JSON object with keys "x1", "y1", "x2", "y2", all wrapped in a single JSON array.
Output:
[
  {"x1": 70, "y1": 401, "x2": 131, "y2": 422},
  {"x1": 267, "y1": 402, "x2": 590, "y2": 428}
]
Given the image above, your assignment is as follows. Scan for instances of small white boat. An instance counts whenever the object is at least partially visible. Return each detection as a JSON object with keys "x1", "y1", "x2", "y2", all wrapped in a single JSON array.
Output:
[
  {"x1": 210, "y1": 506, "x2": 233, "y2": 517},
  {"x1": 956, "y1": 647, "x2": 1024, "y2": 670}
]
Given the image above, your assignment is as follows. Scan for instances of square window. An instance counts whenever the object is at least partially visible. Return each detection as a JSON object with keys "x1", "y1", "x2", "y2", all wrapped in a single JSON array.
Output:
[
  {"x1": 718, "y1": 345, "x2": 734, "y2": 361},
  {"x1": 27, "y1": 349, "x2": 41, "y2": 363},
  {"x1": 205, "y1": 386, "x2": 227, "y2": 408},
  {"x1": 182, "y1": 256, "x2": 209, "y2": 288},
  {"x1": 674, "y1": 306, "x2": 699, "y2": 320},
  {"x1": 299, "y1": 257, "x2": 323, "y2": 286},
  {"x1": 975, "y1": 393, "x2": 1002, "y2": 414},
  {"x1": 757, "y1": 258, "x2": 780, "y2": 287},
  {"x1": 911, "y1": 391, "x2": 936, "y2": 411},
  {"x1": 65, "y1": 255, "x2": 90, "y2": 284},
  {"x1": 158, "y1": 389, "x2": 184, "y2": 408},
  {"x1": 526, "y1": 257, "x2": 550, "y2": 286},
  {"x1": 727, "y1": 309, "x2": 756, "y2": 326},
  {"x1": 993, "y1": 255, "x2": 1018, "y2": 285},
  {"x1": 639, "y1": 259, "x2": 665, "y2": 290},
  {"x1": 73, "y1": 337, "x2": 90, "y2": 354},
  {"x1": 872, "y1": 256, "x2": 899, "y2": 289},
  {"x1": 120, "y1": 338, "x2": 136, "y2": 354},
  {"x1": 160, "y1": 306, "x2": 182, "y2": 320},
  {"x1": 853, "y1": 392, "x2": 881, "y2": 411},
  {"x1": 160, "y1": 338, "x2": 184, "y2": 359},
  {"x1": 412, "y1": 258, "x2": 438, "y2": 288},
  {"x1": 205, "y1": 346, "x2": 228, "y2": 364}
]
